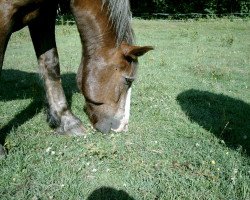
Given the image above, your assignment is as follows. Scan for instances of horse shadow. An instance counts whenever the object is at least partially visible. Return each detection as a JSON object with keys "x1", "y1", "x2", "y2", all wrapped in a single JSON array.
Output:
[
  {"x1": 87, "y1": 187, "x2": 136, "y2": 200},
  {"x1": 176, "y1": 89, "x2": 250, "y2": 155},
  {"x1": 0, "y1": 69, "x2": 78, "y2": 148}
]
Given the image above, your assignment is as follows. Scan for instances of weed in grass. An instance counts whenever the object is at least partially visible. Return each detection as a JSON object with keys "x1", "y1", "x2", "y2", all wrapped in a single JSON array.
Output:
[
  {"x1": 210, "y1": 68, "x2": 225, "y2": 81},
  {"x1": 190, "y1": 30, "x2": 199, "y2": 41},
  {"x1": 220, "y1": 34, "x2": 235, "y2": 47}
]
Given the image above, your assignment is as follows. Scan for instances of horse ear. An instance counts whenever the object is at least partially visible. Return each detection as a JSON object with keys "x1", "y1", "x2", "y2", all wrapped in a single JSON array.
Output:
[{"x1": 121, "y1": 43, "x2": 154, "y2": 61}]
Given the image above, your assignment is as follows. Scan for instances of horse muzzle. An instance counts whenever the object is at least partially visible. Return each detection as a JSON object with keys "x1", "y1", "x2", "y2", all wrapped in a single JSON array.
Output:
[{"x1": 94, "y1": 115, "x2": 129, "y2": 133}]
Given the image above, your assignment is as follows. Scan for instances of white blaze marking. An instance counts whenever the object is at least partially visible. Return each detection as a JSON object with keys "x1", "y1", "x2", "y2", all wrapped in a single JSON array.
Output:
[
  {"x1": 124, "y1": 87, "x2": 132, "y2": 123},
  {"x1": 112, "y1": 87, "x2": 132, "y2": 132}
]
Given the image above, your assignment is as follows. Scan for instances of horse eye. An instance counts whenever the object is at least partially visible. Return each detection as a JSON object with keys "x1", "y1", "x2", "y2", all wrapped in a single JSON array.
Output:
[{"x1": 125, "y1": 55, "x2": 134, "y2": 64}]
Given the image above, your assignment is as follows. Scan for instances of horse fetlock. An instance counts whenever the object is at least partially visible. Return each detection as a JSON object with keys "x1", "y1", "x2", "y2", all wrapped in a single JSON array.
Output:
[
  {"x1": 56, "y1": 112, "x2": 86, "y2": 136},
  {"x1": 47, "y1": 108, "x2": 61, "y2": 128},
  {"x1": 46, "y1": 94, "x2": 68, "y2": 128}
]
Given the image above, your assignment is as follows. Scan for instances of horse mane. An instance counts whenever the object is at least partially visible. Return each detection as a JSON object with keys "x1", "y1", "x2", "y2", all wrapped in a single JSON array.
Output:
[
  {"x1": 102, "y1": 0, "x2": 134, "y2": 45},
  {"x1": 58, "y1": 0, "x2": 134, "y2": 45}
]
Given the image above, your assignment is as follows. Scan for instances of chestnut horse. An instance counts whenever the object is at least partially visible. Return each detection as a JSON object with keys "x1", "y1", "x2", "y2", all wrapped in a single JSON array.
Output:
[{"x1": 0, "y1": 0, "x2": 152, "y2": 153}]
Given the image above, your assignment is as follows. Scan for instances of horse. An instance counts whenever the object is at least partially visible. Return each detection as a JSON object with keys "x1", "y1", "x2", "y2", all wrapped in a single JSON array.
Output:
[{"x1": 0, "y1": 0, "x2": 153, "y2": 154}]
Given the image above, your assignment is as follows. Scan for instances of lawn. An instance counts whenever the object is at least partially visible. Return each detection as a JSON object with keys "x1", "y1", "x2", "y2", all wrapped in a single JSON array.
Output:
[{"x1": 0, "y1": 18, "x2": 250, "y2": 200}]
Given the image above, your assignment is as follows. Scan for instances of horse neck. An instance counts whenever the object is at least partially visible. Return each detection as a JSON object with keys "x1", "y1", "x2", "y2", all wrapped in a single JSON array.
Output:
[{"x1": 72, "y1": 0, "x2": 117, "y2": 59}]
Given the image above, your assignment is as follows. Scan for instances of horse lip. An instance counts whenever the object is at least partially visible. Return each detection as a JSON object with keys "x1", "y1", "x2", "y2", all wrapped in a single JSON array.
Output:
[
  {"x1": 111, "y1": 124, "x2": 128, "y2": 132},
  {"x1": 111, "y1": 120, "x2": 129, "y2": 132}
]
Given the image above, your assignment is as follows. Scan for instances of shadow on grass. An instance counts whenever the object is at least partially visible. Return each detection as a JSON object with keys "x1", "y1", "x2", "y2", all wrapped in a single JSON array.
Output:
[
  {"x1": 0, "y1": 69, "x2": 78, "y2": 151},
  {"x1": 176, "y1": 89, "x2": 250, "y2": 155},
  {"x1": 87, "y1": 187, "x2": 135, "y2": 200}
]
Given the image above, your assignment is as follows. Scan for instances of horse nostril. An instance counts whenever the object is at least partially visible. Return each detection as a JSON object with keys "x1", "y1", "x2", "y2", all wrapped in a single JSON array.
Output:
[{"x1": 123, "y1": 76, "x2": 135, "y2": 86}]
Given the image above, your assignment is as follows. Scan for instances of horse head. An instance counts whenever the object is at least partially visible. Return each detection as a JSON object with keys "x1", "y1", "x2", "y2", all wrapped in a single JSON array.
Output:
[{"x1": 73, "y1": 0, "x2": 153, "y2": 133}]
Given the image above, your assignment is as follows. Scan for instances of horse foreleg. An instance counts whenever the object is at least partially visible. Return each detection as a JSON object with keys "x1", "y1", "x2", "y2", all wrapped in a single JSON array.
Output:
[
  {"x1": 0, "y1": 34, "x2": 8, "y2": 77},
  {"x1": 28, "y1": 12, "x2": 85, "y2": 136},
  {"x1": 0, "y1": 6, "x2": 12, "y2": 156},
  {"x1": 37, "y1": 48, "x2": 85, "y2": 135},
  {"x1": 0, "y1": 10, "x2": 12, "y2": 77}
]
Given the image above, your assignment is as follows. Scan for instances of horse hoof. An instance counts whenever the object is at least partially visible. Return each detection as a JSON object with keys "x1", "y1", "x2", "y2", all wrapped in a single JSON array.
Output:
[
  {"x1": 57, "y1": 124, "x2": 86, "y2": 136},
  {"x1": 56, "y1": 122, "x2": 86, "y2": 136},
  {"x1": 52, "y1": 112, "x2": 87, "y2": 136}
]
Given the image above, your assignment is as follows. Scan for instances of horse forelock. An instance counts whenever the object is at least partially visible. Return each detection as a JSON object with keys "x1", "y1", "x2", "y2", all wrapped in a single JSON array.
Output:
[{"x1": 102, "y1": 0, "x2": 134, "y2": 45}]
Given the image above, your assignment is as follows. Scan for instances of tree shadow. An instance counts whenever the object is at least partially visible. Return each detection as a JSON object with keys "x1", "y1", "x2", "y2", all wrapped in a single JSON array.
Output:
[
  {"x1": 176, "y1": 89, "x2": 250, "y2": 155},
  {"x1": 87, "y1": 187, "x2": 136, "y2": 200},
  {"x1": 0, "y1": 69, "x2": 78, "y2": 150}
]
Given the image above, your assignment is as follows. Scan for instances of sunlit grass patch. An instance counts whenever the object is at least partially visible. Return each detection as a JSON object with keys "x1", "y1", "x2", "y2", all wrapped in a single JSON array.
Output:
[{"x1": 0, "y1": 18, "x2": 249, "y2": 200}]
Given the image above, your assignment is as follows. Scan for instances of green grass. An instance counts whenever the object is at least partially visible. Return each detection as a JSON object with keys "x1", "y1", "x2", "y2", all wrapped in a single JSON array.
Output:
[{"x1": 0, "y1": 18, "x2": 250, "y2": 199}]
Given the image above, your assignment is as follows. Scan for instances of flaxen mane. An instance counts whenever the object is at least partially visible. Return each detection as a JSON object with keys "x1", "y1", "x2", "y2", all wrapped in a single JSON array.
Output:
[
  {"x1": 101, "y1": 0, "x2": 134, "y2": 45},
  {"x1": 58, "y1": 0, "x2": 134, "y2": 45}
]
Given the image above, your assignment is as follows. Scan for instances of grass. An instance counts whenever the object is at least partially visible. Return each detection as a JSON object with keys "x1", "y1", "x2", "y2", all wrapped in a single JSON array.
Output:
[{"x1": 0, "y1": 18, "x2": 250, "y2": 199}]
